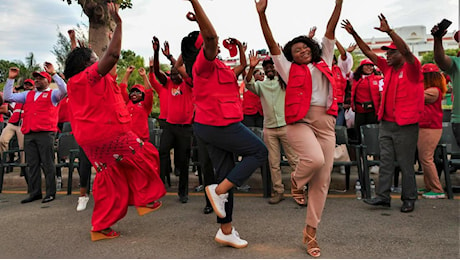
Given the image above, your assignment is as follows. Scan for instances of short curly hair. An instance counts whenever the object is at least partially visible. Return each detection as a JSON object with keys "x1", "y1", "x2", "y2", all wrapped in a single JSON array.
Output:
[
  {"x1": 283, "y1": 36, "x2": 322, "y2": 63},
  {"x1": 64, "y1": 47, "x2": 93, "y2": 79}
]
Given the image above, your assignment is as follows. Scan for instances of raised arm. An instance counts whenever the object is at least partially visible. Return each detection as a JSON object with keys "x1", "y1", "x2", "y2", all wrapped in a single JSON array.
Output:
[
  {"x1": 97, "y1": 3, "x2": 122, "y2": 76},
  {"x1": 229, "y1": 38, "x2": 247, "y2": 77},
  {"x1": 374, "y1": 14, "x2": 414, "y2": 64},
  {"x1": 68, "y1": 30, "x2": 77, "y2": 50},
  {"x1": 121, "y1": 65, "x2": 135, "y2": 86},
  {"x1": 188, "y1": 0, "x2": 219, "y2": 61},
  {"x1": 255, "y1": 0, "x2": 280, "y2": 55},
  {"x1": 138, "y1": 67, "x2": 151, "y2": 90},
  {"x1": 431, "y1": 25, "x2": 453, "y2": 71},
  {"x1": 162, "y1": 41, "x2": 177, "y2": 66},
  {"x1": 325, "y1": 0, "x2": 343, "y2": 40},
  {"x1": 245, "y1": 50, "x2": 261, "y2": 83},
  {"x1": 342, "y1": 19, "x2": 379, "y2": 64},
  {"x1": 335, "y1": 40, "x2": 347, "y2": 61},
  {"x1": 152, "y1": 36, "x2": 167, "y2": 85}
]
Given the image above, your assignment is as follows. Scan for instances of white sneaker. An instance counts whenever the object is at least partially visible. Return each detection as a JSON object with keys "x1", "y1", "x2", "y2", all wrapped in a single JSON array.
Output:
[
  {"x1": 205, "y1": 184, "x2": 228, "y2": 218},
  {"x1": 370, "y1": 166, "x2": 379, "y2": 174},
  {"x1": 215, "y1": 227, "x2": 248, "y2": 248},
  {"x1": 339, "y1": 166, "x2": 346, "y2": 175},
  {"x1": 76, "y1": 196, "x2": 89, "y2": 211}
]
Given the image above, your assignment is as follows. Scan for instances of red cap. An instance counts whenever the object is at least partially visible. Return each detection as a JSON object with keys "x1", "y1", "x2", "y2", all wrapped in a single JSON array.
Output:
[
  {"x1": 32, "y1": 71, "x2": 51, "y2": 83},
  {"x1": 454, "y1": 31, "x2": 460, "y2": 43},
  {"x1": 422, "y1": 63, "x2": 440, "y2": 73},
  {"x1": 24, "y1": 79, "x2": 35, "y2": 86},
  {"x1": 223, "y1": 39, "x2": 238, "y2": 57},
  {"x1": 359, "y1": 59, "x2": 374, "y2": 67},
  {"x1": 130, "y1": 84, "x2": 145, "y2": 93},
  {"x1": 194, "y1": 33, "x2": 203, "y2": 49},
  {"x1": 381, "y1": 42, "x2": 397, "y2": 50}
]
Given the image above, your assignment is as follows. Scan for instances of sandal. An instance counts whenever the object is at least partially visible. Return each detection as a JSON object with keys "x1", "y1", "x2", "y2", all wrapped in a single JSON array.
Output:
[
  {"x1": 91, "y1": 228, "x2": 120, "y2": 241},
  {"x1": 136, "y1": 201, "x2": 162, "y2": 216},
  {"x1": 303, "y1": 226, "x2": 321, "y2": 258},
  {"x1": 291, "y1": 174, "x2": 307, "y2": 206}
]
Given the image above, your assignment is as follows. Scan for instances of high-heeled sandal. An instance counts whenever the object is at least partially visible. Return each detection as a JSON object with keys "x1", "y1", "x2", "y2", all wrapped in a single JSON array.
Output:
[
  {"x1": 91, "y1": 228, "x2": 120, "y2": 241},
  {"x1": 303, "y1": 226, "x2": 321, "y2": 257},
  {"x1": 136, "y1": 201, "x2": 162, "y2": 216},
  {"x1": 291, "y1": 174, "x2": 307, "y2": 206}
]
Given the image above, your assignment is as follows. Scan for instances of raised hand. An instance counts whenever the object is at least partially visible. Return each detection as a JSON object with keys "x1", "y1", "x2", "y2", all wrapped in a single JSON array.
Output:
[
  {"x1": 255, "y1": 0, "x2": 268, "y2": 14},
  {"x1": 8, "y1": 67, "x2": 19, "y2": 79},
  {"x1": 138, "y1": 67, "x2": 146, "y2": 77},
  {"x1": 162, "y1": 41, "x2": 170, "y2": 57},
  {"x1": 107, "y1": 2, "x2": 121, "y2": 25},
  {"x1": 249, "y1": 50, "x2": 260, "y2": 67},
  {"x1": 149, "y1": 57, "x2": 154, "y2": 67},
  {"x1": 44, "y1": 62, "x2": 56, "y2": 75},
  {"x1": 374, "y1": 13, "x2": 391, "y2": 33},
  {"x1": 126, "y1": 65, "x2": 135, "y2": 74},
  {"x1": 152, "y1": 36, "x2": 160, "y2": 52},
  {"x1": 308, "y1": 26, "x2": 317, "y2": 39},
  {"x1": 341, "y1": 19, "x2": 355, "y2": 34},
  {"x1": 346, "y1": 43, "x2": 357, "y2": 53}
]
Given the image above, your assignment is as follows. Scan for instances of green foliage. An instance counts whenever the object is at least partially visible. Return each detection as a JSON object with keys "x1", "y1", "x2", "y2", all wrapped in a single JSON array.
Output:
[
  {"x1": 0, "y1": 53, "x2": 40, "y2": 90},
  {"x1": 63, "y1": 0, "x2": 132, "y2": 10},
  {"x1": 51, "y1": 24, "x2": 88, "y2": 72}
]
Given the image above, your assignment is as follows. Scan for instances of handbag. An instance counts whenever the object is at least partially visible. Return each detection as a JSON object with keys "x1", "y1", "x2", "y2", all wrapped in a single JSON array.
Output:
[
  {"x1": 334, "y1": 144, "x2": 350, "y2": 162},
  {"x1": 344, "y1": 108, "x2": 355, "y2": 129}
]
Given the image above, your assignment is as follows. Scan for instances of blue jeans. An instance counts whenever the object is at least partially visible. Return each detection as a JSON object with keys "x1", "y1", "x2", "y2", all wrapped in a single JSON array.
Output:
[{"x1": 193, "y1": 122, "x2": 267, "y2": 223}]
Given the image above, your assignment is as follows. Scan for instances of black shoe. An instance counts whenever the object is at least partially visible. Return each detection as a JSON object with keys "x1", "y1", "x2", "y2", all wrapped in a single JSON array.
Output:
[
  {"x1": 21, "y1": 194, "x2": 42, "y2": 204},
  {"x1": 179, "y1": 196, "x2": 188, "y2": 204},
  {"x1": 363, "y1": 197, "x2": 391, "y2": 207},
  {"x1": 42, "y1": 195, "x2": 55, "y2": 203},
  {"x1": 203, "y1": 206, "x2": 213, "y2": 214},
  {"x1": 400, "y1": 200, "x2": 415, "y2": 213}
]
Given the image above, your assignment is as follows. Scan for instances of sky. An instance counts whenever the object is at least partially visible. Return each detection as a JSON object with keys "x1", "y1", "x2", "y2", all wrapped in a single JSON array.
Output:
[{"x1": 0, "y1": 0, "x2": 458, "y2": 69}]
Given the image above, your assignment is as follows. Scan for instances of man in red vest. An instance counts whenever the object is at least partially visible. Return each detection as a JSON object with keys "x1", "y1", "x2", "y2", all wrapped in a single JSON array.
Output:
[
  {"x1": 342, "y1": 14, "x2": 424, "y2": 213},
  {"x1": 4, "y1": 64, "x2": 67, "y2": 204}
]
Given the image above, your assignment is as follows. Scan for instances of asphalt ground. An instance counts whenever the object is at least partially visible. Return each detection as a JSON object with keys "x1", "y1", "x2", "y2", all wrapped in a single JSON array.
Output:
[{"x1": 0, "y1": 167, "x2": 459, "y2": 259}]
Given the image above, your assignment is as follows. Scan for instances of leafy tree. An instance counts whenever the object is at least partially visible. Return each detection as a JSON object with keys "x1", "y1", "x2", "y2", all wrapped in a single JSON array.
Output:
[
  {"x1": 63, "y1": 0, "x2": 132, "y2": 59},
  {"x1": 421, "y1": 48, "x2": 460, "y2": 64},
  {"x1": 51, "y1": 24, "x2": 88, "y2": 72},
  {"x1": 0, "y1": 53, "x2": 40, "y2": 90}
]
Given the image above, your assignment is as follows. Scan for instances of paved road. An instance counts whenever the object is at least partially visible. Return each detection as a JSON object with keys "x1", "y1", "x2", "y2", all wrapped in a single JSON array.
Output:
[{"x1": 0, "y1": 191, "x2": 458, "y2": 259}]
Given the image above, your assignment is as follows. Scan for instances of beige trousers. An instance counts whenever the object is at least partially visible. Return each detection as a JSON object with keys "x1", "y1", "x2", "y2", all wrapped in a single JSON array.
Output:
[
  {"x1": 286, "y1": 106, "x2": 335, "y2": 228},
  {"x1": 417, "y1": 128, "x2": 444, "y2": 193},
  {"x1": 263, "y1": 126, "x2": 298, "y2": 194},
  {"x1": 0, "y1": 123, "x2": 25, "y2": 164}
]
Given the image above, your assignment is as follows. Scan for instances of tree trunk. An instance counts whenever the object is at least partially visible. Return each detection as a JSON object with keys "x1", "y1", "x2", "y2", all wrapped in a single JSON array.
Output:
[{"x1": 77, "y1": 0, "x2": 117, "y2": 59}]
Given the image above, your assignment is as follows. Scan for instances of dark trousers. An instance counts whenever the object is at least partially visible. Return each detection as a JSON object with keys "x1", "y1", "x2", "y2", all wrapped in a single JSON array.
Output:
[
  {"x1": 377, "y1": 121, "x2": 418, "y2": 202},
  {"x1": 78, "y1": 146, "x2": 92, "y2": 192},
  {"x1": 159, "y1": 123, "x2": 193, "y2": 197},
  {"x1": 242, "y1": 113, "x2": 264, "y2": 128},
  {"x1": 452, "y1": 123, "x2": 460, "y2": 148},
  {"x1": 335, "y1": 104, "x2": 345, "y2": 126},
  {"x1": 24, "y1": 132, "x2": 56, "y2": 197},
  {"x1": 196, "y1": 135, "x2": 215, "y2": 207},
  {"x1": 355, "y1": 111, "x2": 378, "y2": 142},
  {"x1": 193, "y1": 122, "x2": 267, "y2": 224}
]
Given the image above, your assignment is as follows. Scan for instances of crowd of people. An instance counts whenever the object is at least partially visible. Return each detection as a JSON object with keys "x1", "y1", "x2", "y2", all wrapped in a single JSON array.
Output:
[{"x1": 1, "y1": 0, "x2": 458, "y2": 256}]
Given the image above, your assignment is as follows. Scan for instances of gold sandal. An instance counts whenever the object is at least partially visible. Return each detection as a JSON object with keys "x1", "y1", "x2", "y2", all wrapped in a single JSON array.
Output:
[
  {"x1": 303, "y1": 226, "x2": 320, "y2": 257},
  {"x1": 91, "y1": 228, "x2": 120, "y2": 241}
]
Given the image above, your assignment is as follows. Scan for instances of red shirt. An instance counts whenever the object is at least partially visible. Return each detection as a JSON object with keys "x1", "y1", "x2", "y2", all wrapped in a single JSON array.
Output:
[
  {"x1": 192, "y1": 49, "x2": 242, "y2": 126},
  {"x1": 243, "y1": 88, "x2": 263, "y2": 116},
  {"x1": 165, "y1": 78, "x2": 194, "y2": 125},
  {"x1": 67, "y1": 62, "x2": 132, "y2": 146},
  {"x1": 58, "y1": 96, "x2": 70, "y2": 123},
  {"x1": 149, "y1": 73, "x2": 169, "y2": 120},
  {"x1": 419, "y1": 87, "x2": 443, "y2": 129},
  {"x1": 377, "y1": 56, "x2": 424, "y2": 125}
]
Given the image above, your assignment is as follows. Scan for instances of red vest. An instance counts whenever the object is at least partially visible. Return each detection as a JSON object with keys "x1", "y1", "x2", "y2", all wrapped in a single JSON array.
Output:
[
  {"x1": 419, "y1": 87, "x2": 443, "y2": 129},
  {"x1": 192, "y1": 51, "x2": 243, "y2": 126},
  {"x1": 284, "y1": 60, "x2": 338, "y2": 125},
  {"x1": 67, "y1": 65, "x2": 132, "y2": 146},
  {"x1": 332, "y1": 65, "x2": 347, "y2": 104},
  {"x1": 58, "y1": 96, "x2": 70, "y2": 123},
  {"x1": 351, "y1": 74, "x2": 382, "y2": 116},
  {"x1": 243, "y1": 89, "x2": 263, "y2": 115},
  {"x1": 21, "y1": 90, "x2": 59, "y2": 134},
  {"x1": 9, "y1": 102, "x2": 24, "y2": 124}
]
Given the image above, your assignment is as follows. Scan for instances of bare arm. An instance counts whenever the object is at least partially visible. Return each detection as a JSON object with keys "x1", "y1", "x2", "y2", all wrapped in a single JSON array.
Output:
[
  {"x1": 342, "y1": 19, "x2": 379, "y2": 64},
  {"x1": 432, "y1": 25, "x2": 453, "y2": 71},
  {"x1": 152, "y1": 36, "x2": 167, "y2": 85},
  {"x1": 68, "y1": 29, "x2": 77, "y2": 50},
  {"x1": 138, "y1": 67, "x2": 151, "y2": 90},
  {"x1": 231, "y1": 39, "x2": 247, "y2": 77},
  {"x1": 97, "y1": 3, "x2": 121, "y2": 76},
  {"x1": 374, "y1": 14, "x2": 414, "y2": 64},
  {"x1": 174, "y1": 54, "x2": 189, "y2": 79},
  {"x1": 121, "y1": 65, "x2": 135, "y2": 86},
  {"x1": 335, "y1": 40, "x2": 347, "y2": 61},
  {"x1": 325, "y1": 0, "x2": 343, "y2": 40},
  {"x1": 188, "y1": 0, "x2": 219, "y2": 61},
  {"x1": 245, "y1": 50, "x2": 260, "y2": 82},
  {"x1": 255, "y1": 0, "x2": 280, "y2": 55}
]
